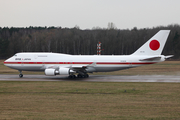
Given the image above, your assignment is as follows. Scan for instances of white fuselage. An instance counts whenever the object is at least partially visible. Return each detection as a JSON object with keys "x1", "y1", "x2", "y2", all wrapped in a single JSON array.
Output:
[{"x1": 4, "y1": 52, "x2": 165, "y2": 73}]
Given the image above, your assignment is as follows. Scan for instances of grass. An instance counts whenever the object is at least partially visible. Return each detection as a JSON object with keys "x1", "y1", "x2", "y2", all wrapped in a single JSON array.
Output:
[
  {"x1": 1, "y1": 60, "x2": 180, "y2": 119},
  {"x1": 0, "y1": 82, "x2": 180, "y2": 119}
]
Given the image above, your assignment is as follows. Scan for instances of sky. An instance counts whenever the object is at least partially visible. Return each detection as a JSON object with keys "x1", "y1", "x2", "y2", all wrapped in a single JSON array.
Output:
[{"x1": 0, "y1": 0, "x2": 180, "y2": 29}]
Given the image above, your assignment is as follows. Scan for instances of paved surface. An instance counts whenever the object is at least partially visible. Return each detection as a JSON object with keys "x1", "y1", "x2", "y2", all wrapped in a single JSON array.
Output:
[{"x1": 0, "y1": 74, "x2": 180, "y2": 82}]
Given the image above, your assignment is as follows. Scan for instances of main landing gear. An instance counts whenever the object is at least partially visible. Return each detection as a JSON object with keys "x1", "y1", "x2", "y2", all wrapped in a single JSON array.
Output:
[
  {"x1": 77, "y1": 74, "x2": 89, "y2": 78},
  {"x1": 19, "y1": 70, "x2": 23, "y2": 78},
  {"x1": 68, "y1": 74, "x2": 89, "y2": 79}
]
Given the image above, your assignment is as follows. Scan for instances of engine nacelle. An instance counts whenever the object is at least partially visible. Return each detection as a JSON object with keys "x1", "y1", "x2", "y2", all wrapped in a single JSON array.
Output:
[
  {"x1": 45, "y1": 68, "x2": 75, "y2": 76},
  {"x1": 45, "y1": 69, "x2": 56, "y2": 76},
  {"x1": 59, "y1": 67, "x2": 70, "y2": 75}
]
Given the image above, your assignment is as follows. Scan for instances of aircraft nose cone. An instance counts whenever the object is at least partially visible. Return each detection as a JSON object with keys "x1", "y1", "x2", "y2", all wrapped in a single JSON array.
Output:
[
  {"x1": 4, "y1": 60, "x2": 8, "y2": 66},
  {"x1": 4, "y1": 59, "x2": 7, "y2": 64},
  {"x1": 4, "y1": 59, "x2": 11, "y2": 67}
]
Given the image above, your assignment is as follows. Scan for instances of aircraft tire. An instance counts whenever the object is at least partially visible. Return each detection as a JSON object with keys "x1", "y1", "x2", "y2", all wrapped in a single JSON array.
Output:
[
  {"x1": 77, "y1": 74, "x2": 89, "y2": 78},
  {"x1": 77, "y1": 74, "x2": 82, "y2": 78},
  {"x1": 83, "y1": 74, "x2": 89, "y2": 78},
  {"x1": 85, "y1": 74, "x2": 89, "y2": 78},
  {"x1": 19, "y1": 74, "x2": 23, "y2": 78},
  {"x1": 68, "y1": 75, "x2": 76, "y2": 79},
  {"x1": 72, "y1": 75, "x2": 76, "y2": 78}
]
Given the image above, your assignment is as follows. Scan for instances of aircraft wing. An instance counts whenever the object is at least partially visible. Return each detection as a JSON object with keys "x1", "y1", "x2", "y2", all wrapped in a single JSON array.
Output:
[
  {"x1": 70, "y1": 62, "x2": 96, "y2": 69},
  {"x1": 70, "y1": 62, "x2": 96, "y2": 73},
  {"x1": 70, "y1": 65, "x2": 87, "y2": 72}
]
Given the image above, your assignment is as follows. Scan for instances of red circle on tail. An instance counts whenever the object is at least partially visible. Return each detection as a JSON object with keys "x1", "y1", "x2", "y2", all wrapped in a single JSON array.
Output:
[{"x1": 149, "y1": 40, "x2": 160, "y2": 51}]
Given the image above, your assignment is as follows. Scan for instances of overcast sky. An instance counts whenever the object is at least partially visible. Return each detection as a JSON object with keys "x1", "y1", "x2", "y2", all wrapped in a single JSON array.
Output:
[{"x1": 0, "y1": 0, "x2": 180, "y2": 29}]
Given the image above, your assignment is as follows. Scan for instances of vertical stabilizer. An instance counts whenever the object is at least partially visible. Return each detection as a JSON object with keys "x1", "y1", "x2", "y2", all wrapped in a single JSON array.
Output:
[{"x1": 132, "y1": 30, "x2": 170, "y2": 56}]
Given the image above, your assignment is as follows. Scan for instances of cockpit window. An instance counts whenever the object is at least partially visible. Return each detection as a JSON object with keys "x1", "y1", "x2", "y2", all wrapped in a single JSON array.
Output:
[{"x1": 14, "y1": 54, "x2": 17, "y2": 57}]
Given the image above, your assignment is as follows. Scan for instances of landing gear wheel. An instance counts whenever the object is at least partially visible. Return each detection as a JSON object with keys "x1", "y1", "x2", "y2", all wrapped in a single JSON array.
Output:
[
  {"x1": 68, "y1": 75, "x2": 76, "y2": 79},
  {"x1": 77, "y1": 74, "x2": 82, "y2": 78},
  {"x1": 19, "y1": 74, "x2": 23, "y2": 78},
  {"x1": 85, "y1": 74, "x2": 89, "y2": 78},
  {"x1": 19, "y1": 70, "x2": 23, "y2": 78},
  {"x1": 72, "y1": 75, "x2": 76, "y2": 78},
  {"x1": 77, "y1": 74, "x2": 89, "y2": 78}
]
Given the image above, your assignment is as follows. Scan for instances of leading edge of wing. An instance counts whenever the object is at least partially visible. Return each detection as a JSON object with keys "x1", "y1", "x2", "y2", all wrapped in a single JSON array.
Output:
[{"x1": 70, "y1": 62, "x2": 96, "y2": 69}]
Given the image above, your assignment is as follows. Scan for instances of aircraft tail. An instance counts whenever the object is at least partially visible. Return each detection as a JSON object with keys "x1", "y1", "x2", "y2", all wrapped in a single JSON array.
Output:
[{"x1": 132, "y1": 30, "x2": 170, "y2": 56}]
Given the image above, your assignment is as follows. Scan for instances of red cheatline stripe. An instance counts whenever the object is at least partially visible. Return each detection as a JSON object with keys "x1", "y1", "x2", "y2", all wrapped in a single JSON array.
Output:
[{"x1": 4, "y1": 62, "x2": 156, "y2": 65}]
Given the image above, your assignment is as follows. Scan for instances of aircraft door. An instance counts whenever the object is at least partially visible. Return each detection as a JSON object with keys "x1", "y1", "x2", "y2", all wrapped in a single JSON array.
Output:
[
  {"x1": 129, "y1": 61, "x2": 132, "y2": 67},
  {"x1": 42, "y1": 60, "x2": 45, "y2": 69},
  {"x1": 34, "y1": 55, "x2": 38, "y2": 59},
  {"x1": 21, "y1": 58, "x2": 24, "y2": 68}
]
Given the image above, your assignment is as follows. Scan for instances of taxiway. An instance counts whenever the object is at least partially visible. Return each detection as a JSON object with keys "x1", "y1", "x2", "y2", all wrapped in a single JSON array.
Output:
[{"x1": 0, "y1": 74, "x2": 180, "y2": 82}]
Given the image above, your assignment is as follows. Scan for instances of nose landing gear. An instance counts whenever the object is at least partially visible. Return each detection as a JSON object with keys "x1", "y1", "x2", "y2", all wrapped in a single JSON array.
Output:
[{"x1": 19, "y1": 70, "x2": 23, "y2": 78}]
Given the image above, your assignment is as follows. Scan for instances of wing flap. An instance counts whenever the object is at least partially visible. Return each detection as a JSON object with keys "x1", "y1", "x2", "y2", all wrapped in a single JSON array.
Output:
[
  {"x1": 70, "y1": 62, "x2": 96, "y2": 72},
  {"x1": 71, "y1": 65, "x2": 87, "y2": 68},
  {"x1": 71, "y1": 62, "x2": 96, "y2": 69}
]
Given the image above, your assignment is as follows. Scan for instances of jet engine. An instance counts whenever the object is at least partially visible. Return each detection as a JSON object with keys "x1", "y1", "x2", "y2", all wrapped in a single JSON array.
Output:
[{"x1": 45, "y1": 68, "x2": 75, "y2": 76}]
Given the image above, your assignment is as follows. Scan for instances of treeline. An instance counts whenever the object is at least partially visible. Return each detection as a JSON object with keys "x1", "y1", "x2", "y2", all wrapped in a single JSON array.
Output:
[{"x1": 0, "y1": 24, "x2": 180, "y2": 59}]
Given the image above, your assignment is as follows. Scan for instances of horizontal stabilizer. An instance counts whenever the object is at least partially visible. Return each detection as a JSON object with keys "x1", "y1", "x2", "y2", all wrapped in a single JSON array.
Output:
[
  {"x1": 139, "y1": 57, "x2": 161, "y2": 61},
  {"x1": 165, "y1": 55, "x2": 174, "y2": 59}
]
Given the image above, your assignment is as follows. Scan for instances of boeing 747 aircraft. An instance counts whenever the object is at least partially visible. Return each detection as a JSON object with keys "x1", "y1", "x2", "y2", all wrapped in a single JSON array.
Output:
[{"x1": 4, "y1": 30, "x2": 172, "y2": 78}]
